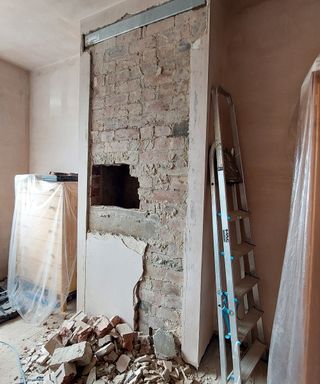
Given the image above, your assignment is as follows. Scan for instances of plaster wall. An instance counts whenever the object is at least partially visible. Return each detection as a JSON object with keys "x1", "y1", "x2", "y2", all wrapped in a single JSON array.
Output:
[
  {"x1": 0, "y1": 0, "x2": 126, "y2": 69},
  {"x1": 29, "y1": 56, "x2": 80, "y2": 174},
  {"x1": 0, "y1": 59, "x2": 29, "y2": 278},
  {"x1": 216, "y1": 0, "x2": 320, "y2": 344},
  {"x1": 197, "y1": 0, "x2": 230, "y2": 358}
]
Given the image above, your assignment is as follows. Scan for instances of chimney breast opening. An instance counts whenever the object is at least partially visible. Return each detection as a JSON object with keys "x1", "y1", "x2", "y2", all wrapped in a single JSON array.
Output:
[{"x1": 91, "y1": 164, "x2": 140, "y2": 209}]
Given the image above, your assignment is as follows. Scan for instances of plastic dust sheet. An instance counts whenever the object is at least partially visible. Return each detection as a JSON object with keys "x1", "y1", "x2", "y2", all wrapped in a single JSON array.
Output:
[
  {"x1": 268, "y1": 57, "x2": 320, "y2": 383},
  {"x1": 8, "y1": 175, "x2": 77, "y2": 325}
]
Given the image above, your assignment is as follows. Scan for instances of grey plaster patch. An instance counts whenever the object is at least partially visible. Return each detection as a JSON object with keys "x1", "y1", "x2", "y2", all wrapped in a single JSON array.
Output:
[
  {"x1": 172, "y1": 120, "x2": 189, "y2": 137},
  {"x1": 89, "y1": 206, "x2": 159, "y2": 240},
  {"x1": 153, "y1": 329, "x2": 177, "y2": 360}
]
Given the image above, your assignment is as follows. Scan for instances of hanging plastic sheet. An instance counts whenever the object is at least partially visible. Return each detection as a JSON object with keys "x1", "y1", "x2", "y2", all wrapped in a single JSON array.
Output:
[
  {"x1": 8, "y1": 175, "x2": 77, "y2": 325},
  {"x1": 268, "y1": 57, "x2": 320, "y2": 383}
]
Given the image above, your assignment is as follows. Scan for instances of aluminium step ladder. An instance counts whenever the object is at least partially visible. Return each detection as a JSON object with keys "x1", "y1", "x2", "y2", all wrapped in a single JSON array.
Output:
[{"x1": 209, "y1": 86, "x2": 266, "y2": 383}]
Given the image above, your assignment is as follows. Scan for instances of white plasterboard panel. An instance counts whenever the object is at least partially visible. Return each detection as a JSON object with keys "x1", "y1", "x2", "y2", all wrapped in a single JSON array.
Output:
[{"x1": 85, "y1": 232, "x2": 146, "y2": 327}]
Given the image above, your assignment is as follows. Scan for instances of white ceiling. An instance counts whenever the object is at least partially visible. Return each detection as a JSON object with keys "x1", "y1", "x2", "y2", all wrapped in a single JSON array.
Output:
[{"x1": 0, "y1": 0, "x2": 124, "y2": 70}]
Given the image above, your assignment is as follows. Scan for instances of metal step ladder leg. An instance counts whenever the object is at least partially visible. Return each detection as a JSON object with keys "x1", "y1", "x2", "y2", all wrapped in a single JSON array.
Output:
[
  {"x1": 213, "y1": 88, "x2": 241, "y2": 383},
  {"x1": 226, "y1": 93, "x2": 265, "y2": 343},
  {"x1": 209, "y1": 86, "x2": 266, "y2": 383},
  {"x1": 209, "y1": 144, "x2": 227, "y2": 383}
]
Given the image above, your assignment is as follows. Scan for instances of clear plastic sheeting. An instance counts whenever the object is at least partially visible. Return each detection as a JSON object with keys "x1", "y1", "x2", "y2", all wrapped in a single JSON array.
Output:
[
  {"x1": 268, "y1": 57, "x2": 320, "y2": 383},
  {"x1": 8, "y1": 175, "x2": 77, "y2": 325}
]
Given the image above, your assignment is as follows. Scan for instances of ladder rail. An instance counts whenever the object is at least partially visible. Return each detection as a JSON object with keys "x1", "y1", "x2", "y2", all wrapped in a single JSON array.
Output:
[
  {"x1": 229, "y1": 99, "x2": 264, "y2": 342},
  {"x1": 213, "y1": 88, "x2": 242, "y2": 383},
  {"x1": 210, "y1": 86, "x2": 266, "y2": 383},
  {"x1": 216, "y1": 86, "x2": 265, "y2": 343},
  {"x1": 209, "y1": 144, "x2": 227, "y2": 383}
]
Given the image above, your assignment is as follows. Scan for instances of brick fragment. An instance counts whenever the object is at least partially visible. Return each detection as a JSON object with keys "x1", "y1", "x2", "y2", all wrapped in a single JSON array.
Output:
[
  {"x1": 76, "y1": 321, "x2": 93, "y2": 342},
  {"x1": 110, "y1": 315, "x2": 122, "y2": 328},
  {"x1": 97, "y1": 335, "x2": 112, "y2": 348},
  {"x1": 105, "y1": 350, "x2": 119, "y2": 363},
  {"x1": 50, "y1": 341, "x2": 93, "y2": 369},
  {"x1": 116, "y1": 323, "x2": 135, "y2": 351},
  {"x1": 69, "y1": 311, "x2": 89, "y2": 323},
  {"x1": 54, "y1": 363, "x2": 77, "y2": 384},
  {"x1": 44, "y1": 334, "x2": 63, "y2": 355},
  {"x1": 94, "y1": 316, "x2": 113, "y2": 338},
  {"x1": 95, "y1": 342, "x2": 115, "y2": 359}
]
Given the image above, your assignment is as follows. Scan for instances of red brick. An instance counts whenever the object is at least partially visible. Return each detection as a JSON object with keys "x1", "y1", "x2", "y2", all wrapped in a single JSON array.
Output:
[
  {"x1": 154, "y1": 137, "x2": 185, "y2": 150},
  {"x1": 145, "y1": 100, "x2": 170, "y2": 113},
  {"x1": 105, "y1": 141, "x2": 129, "y2": 152},
  {"x1": 105, "y1": 93, "x2": 129, "y2": 106},
  {"x1": 154, "y1": 126, "x2": 171, "y2": 137},
  {"x1": 146, "y1": 18, "x2": 174, "y2": 36},
  {"x1": 115, "y1": 128, "x2": 139, "y2": 140},
  {"x1": 143, "y1": 48, "x2": 157, "y2": 63},
  {"x1": 142, "y1": 88, "x2": 156, "y2": 102},
  {"x1": 140, "y1": 127, "x2": 154, "y2": 139},
  {"x1": 129, "y1": 36, "x2": 156, "y2": 54},
  {"x1": 127, "y1": 102, "x2": 142, "y2": 116},
  {"x1": 129, "y1": 89, "x2": 142, "y2": 103},
  {"x1": 152, "y1": 190, "x2": 183, "y2": 203},
  {"x1": 139, "y1": 150, "x2": 168, "y2": 163}
]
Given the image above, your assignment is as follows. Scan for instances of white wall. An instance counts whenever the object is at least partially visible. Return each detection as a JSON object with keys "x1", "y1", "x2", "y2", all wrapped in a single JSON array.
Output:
[
  {"x1": 0, "y1": 58, "x2": 29, "y2": 278},
  {"x1": 30, "y1": 56, "x2": 80, "y2": 174}
]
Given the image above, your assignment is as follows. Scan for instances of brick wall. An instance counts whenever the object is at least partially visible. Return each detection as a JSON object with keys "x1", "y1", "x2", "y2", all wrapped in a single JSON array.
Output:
[{"x1": 89, "y1": 6, "x2": 208, "y2": 338}]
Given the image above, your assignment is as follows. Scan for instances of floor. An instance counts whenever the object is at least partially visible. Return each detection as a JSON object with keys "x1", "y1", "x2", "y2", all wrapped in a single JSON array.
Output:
[
  {"x1": 0, "y1": 302, "x2": 75, "y2": 384},
  {"x1": 0, "y1": 303, "x2": 267, "y2": 384},
  {"x1": 198, "y1": 337, "x2": 267, "y2": 383}
]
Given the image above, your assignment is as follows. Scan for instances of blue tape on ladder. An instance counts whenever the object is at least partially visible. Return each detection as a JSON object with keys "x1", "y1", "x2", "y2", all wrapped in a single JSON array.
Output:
[
  {"x1": 217, "y1": 212, "x2": 232, "y2": 221},
  {"x1": 220, "y1": 251, "x2": 234, "y2": 261},
  {"x1": 221, "y1": 293, "x2": 240, "y2": 341}
]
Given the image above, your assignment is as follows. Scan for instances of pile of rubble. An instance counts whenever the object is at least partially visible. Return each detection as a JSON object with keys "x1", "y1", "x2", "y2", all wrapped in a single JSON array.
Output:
[{"x1": 20, "y1": 311, "x2": 204, "y2": 384}]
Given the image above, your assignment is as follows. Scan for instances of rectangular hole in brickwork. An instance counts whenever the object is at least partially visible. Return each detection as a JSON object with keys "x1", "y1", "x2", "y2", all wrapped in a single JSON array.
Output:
[{"x1": 91, "y1": 164, "x2": 140, "y2": 209}]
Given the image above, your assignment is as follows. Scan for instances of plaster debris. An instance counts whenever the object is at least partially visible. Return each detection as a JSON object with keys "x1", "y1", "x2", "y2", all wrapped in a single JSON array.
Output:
[
  {"x1": 50, "y1": 341, "x2": 93, "y2": 369},
  {"x1": 19, "y1": 312, "x2": 205, "y2": 384},
  {"x1": 116, "y1": 354, "x2": 131, "y2": 373},
  {"x1": 86, "y1": 367, "x2": 96, "y2": 384}
]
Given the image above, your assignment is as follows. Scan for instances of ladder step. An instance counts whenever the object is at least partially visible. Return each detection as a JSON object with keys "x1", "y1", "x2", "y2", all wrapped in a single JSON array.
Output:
[
  {"x1": 235, "y1": 275, "x2": 259, "y2": 298},
  {"x1": 238, "y1": 308, "x2": 263, "y2": 342},
  {"x1": 228, "y1": 210, "x2": 250, "y2": 221},
  {"x1": 241, "y1": 340, "x2": 266, "y2": 382},
  {"x1": 231, "y1": 242, "x2": 254, "y2": 257}
]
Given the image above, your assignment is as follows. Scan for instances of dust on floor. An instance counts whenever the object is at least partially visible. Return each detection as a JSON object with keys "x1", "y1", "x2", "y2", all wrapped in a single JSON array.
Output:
[{"x1": 0, "y1": 302, "x2": 75, "y2": 383}]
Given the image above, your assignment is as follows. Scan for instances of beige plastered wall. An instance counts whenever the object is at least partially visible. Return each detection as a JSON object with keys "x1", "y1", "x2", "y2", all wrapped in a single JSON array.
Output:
[
  {"x1": 197, "y1": 0, "x2": 229, "y2": 361},
  {"x1": 29, "y1": 56, "x2": 80, "y2": 174},
  {"x1": 213, "y1": 0, "x2": 320, "y2": 345},
  {"x1": 0, "y1": 58, "x2": 29, "y2": 279}
]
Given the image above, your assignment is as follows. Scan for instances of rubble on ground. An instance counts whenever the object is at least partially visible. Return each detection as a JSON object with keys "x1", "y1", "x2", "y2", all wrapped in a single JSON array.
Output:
[{"x1": 19, "y1": 311, "x2": 206, "y2": 384}]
